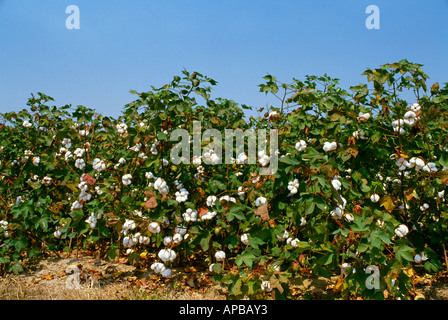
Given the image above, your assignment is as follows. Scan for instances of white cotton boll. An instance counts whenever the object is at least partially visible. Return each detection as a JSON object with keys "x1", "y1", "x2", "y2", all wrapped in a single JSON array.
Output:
[
  {"x1": 395, "y1": 224, "x2": 409, "y2": 238},
  {"x1": 32, "y1": 156, "x2": 40, "y2": 166},
  {"x1": 323, "y1": 141, "x2": 337, "y2": 152},
  {"x1": 255, "y1": 196, "x2": 267, "y2": 207},
  {"x1": 192, "y1": 156, "x2": 202, "y2": 166},
  {"x1": 215, "y1": 250, "x2": 226, "y2": 262},
  {"x1": 236, "y1": 152, "x2": 248, "y2": 164},
  {"x1": 414, "y1": 253, "x2": 422, "y2": 263},
  {"x1": 161, "y1": 268, "x2": 172, "y2": 278},
  {"x1": 148, "y1": 222, "x2": 161, "y2": 234},
  {"x1": 258, "y1": 150, "x2": 270, "y2": 167},
  {"x1": 201, "y1": 211, "x2": 217, "y2": 221},
  {"x1": 287, "y1": 238, "x2": 300, "y2": 247},
  {"x1": 287, "y1": 179, "x2": 300, "y2": 196},
  {"x1": 427, "y1": 162, "x2": 438, "y2": 172},
  {"x1": 411, "y1": 103, "x2": 421, "y2": 112},
  {"x1": 150, "y1": 262, "x2": 166, "y2": 274},
  {"x1": 370, "y1": 193, "x2": 380, "y2": 203},
  {"x1": 276, "y1": 230, "x2": 289, "y2": 241},
  {"x1": 330, "y1": 207, "x2": 343, "y2": 220},
  {"x1": 175, "y1": 225, "x2": 187, "y2": 236},
  {"x1": 331, "y1": 179, "x2": 342, "y2": 191},
  {"x1": 54, "y1": 230, "x2": 62, "y2": 238},
  {"x1": 42, "y1": 176, "x2": 52, "y2": 186},
  {"x1": 300, "y1": 217, "x2": 307, "y2": 226},
  {"x1": 182, "y1": 208, "x2": 198, "y2": 222},
  {"x1": 241, "y1": 233, "x2": 250, "y2": 245},
  {"x1": 75, "y1": 158, "x2": 85, "y2": 170},
  {"x1": 122, "y1": 174, "x2": 132, "y2": 186},
  {"x1": 341, "y1": 263, "x2": 352, "y2": 276},
  {"x1": 140, "y1": 236, "x2": 150, "y2": 245},
  {"x1": 70, "y1": 200, "x2": 82, "y2": 211},
  {"x1": 22, "y1": 120, "x2": 32, "y2": 128},
  {"x1": 175, "y1": 188, "x2": 189, "y2": 203},
  {"x1": 173, "y1": 233, "x2": 183, "y2": 244},
  {"x1": 344, "y1": 213, "x2": 354, "y2": 222},
  {"x1": 154, "y1": 178, "x2": 169, "y2": 195},
  {"x1": 163, "y1": 236, "x2": 172, "y2": 246},
  {"x1": 358, "y1": 112, "x2": 371, "y2": 121},
  {"x1": 206, "y1": 195, "x2": 217, "y2": 207},
  {"x1": 116, "y1": 122, "x2": 128, "y2": 134},
  {"x1": 261, "y1": 280, "x2": 272, "y2": 292},
  {"x1": 295, "y1": 140, "x2": 307, "y2": 152},
  {"x1": 158, "y1": 249, "x2": 177, "y2": 262},
  {"x1": 420, "y1": 203, "x2": 430, "y2": 211}
]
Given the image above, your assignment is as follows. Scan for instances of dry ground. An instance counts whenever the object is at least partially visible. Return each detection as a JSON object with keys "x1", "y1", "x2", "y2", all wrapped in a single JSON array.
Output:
[{"x1": 1, "y1": 250, "x2": 448, "y2": 300}]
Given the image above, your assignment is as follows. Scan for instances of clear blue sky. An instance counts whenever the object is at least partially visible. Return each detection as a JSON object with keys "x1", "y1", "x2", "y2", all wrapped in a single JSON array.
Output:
[{"x1": 1, "y1": 0, "x2": 447, "y2": 118}]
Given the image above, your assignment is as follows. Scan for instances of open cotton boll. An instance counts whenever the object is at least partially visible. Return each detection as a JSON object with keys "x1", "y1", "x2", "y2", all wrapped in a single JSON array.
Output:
[
  {"x1": 323, "y1": 141, "x2": 337, "y2": 152},
  {"x1": 175, "y1": 225, "x2": 187, "y2": 236},
  {"x1": 54, "y1": 230, "x2": 62, "y2": 238},
  {"x1": 215, "y1": 250, "x2": 226, "y2": 262},
  {"x1": 158, "y1": 249, "x2": 177, "y2": 262},
  {"x1": 206, "y1": 195, "x2": 217, "y2": 207},
  {"x1": 295, "y1": 140, "x2": 307, "y2": 152},
  {"x1": 255, "y1": 196, "x2": 267, "y2": 207},
  {"x1": 330, "y1": 207, "x2": 344, "y2": 220},
  {"x1": 172, "y1": 233, "x2": 183, "y2": 244},
  {"x1": 241, "y1": 233, "x2": 250, "y2": 245},
  {"x1": 122, "y1": 174, "x2": 132, "y2": 186},
  {"x1": 276, "y1": 230, "x2": 289, "y2": 241},
  {"x1": 370, "y1": 193, "x2": 380, "y2": 203},
  {"x1": 161, "y1": 268, "x2": 172, "y2": 278},
  {"x1": 175, "y1": 188, "x2": 189, "y2": 202},
  {"x1": 287, "y1": 237, "x2": 300, "y2": 247},
  {"x1": 358, "y1": 112, "x2": 371, "y2": 121},
  {"x1": 182, "y1": 208, "x2": 198, "y2": 222},
  {"x1": 154, "y1": 178, "x2": 169, "y2": 195},
  {"x1": 150, "y1": 262, "x2": 166, "y2": 274},
  {"x1": 22, "y1": 120, "x2": 32, "y2": 128},
  {"x1": 148, "y1": 222, "x2": 161, "y2": 234},
  {"x1": 395, "y1": 224, "x2": 409, "y2": 238},
  {"x1": 287, "y1": 179, "x2": 300, "y2": 196},
  {"x1": 331, "y1": 179, "x2": 342, "y2": 191},
  {"x1": 261, "y1": 280, "x2": 272, "y2": 292}
]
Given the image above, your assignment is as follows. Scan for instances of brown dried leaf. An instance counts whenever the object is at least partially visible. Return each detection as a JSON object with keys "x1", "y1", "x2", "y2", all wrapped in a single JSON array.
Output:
[
  {"x1": 82, "y1": 173, "x2": 97, "y2": 186},
  {"x1": 254, "y1": 205, "x2": 270, "y2": 222},
  {"x1": 198, "y1": 207, "x2": 209, "y2": 218},
  {"x1": 145, "y1": 196, "x2": 158, "y2": 209},
  {"x1": 144, "y1": 189, "x2": 156, "y2": 197}
]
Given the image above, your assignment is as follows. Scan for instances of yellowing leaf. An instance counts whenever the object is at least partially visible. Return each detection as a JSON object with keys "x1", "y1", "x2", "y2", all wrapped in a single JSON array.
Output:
[{"x1": 380, "y1": 195, "x2": 396, "y2": 213}]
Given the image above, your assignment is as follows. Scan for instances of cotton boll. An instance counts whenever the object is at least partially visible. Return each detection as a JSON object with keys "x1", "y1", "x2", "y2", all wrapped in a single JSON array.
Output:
[
  {"x1": 323, "y1": 141, "x2": 337, "y2": 152},
  {"x1": 287, "y1": 237, "x2": 300, "y2": 247},
  {"x1": 172, "y1": 233, "x2": 183, "y2": 244},
  {"x1": 22, "y1": 120, "x2": 32, "y2": 128},
  {"x1": 148, "y1": 222, "x2": 161, "y2": 234},
  {"x1": 54, "y1": 230, "x2": 62, "y2": 238},
  {"x1": 255, "y1": 196, "x2": 267, "y2": 207},
  {"x1": 330, "y1": 207, "x2": 343, "y2": 220},
  {"x1": 206, "y1": 195, "x2": 217, "y2": 207},
  {"x1": 215, "y1": 250, "x2": 226, "y2": 262},
  {"x1": 175, "y1": 225, "x2": 187, "y2": 236},
  {"x1": 161, "y1": 268, "x2": 172, "y2": 278},
  {"x1": 158, "y1": 249, "x2": 177, "y2": 262},
  {"x1": 395, "y1": 224, "x2": 409, "y2": 238},
  {"x1": 261, "y1": 280, "x2": 272, "y2": 292},
  {"x1": 276, "y1": 230, "x2": 289, "y2": 241},
  {"x1": 295, "y1": 140, "x2": 307, "y2": 152},
  {"x1": 241, "y1": 233, "x2": 250, "y2": 245},
  {"x1": 331, "y1": 179, "x2": 342, "y2": 191},
  {"x1": 150, "y1": 262, "x2": 166, "y2": 274},
  {"x1": 287, "y1": 179, "x2": 300, "y2": 196},
  {"x1": 370, "y1": 193, "x2": 380, "y2": 203}
]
